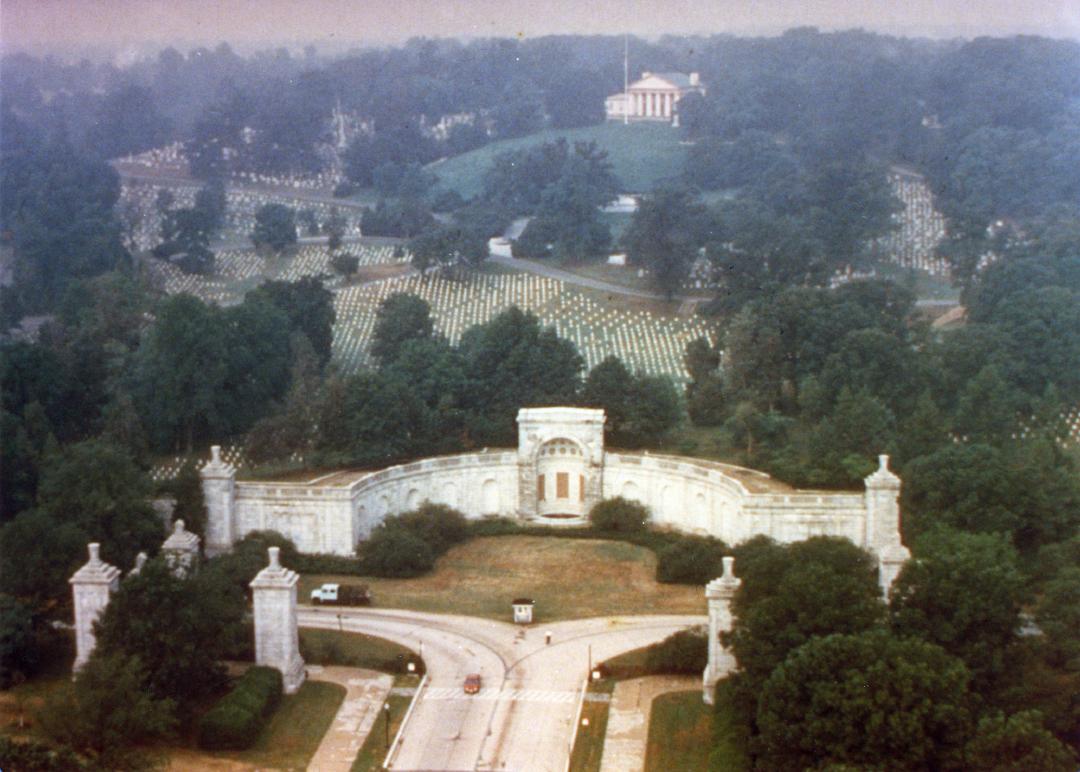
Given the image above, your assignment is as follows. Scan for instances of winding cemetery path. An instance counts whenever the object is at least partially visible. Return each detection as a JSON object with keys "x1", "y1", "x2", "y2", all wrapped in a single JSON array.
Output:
[{"x1": 298, "y1": 607, "x2": 705, "y2": 771}]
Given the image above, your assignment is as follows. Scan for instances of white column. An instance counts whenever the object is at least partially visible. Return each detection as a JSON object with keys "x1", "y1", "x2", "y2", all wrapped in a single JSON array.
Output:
[
  {"x1": 251, "y1": 547, "x2": 306, "y2": 694},
  {"x1": 69, "y1": 543, "x2": 121, "y2": 671},
  {"x1": 665, "y1": 92, "x2": 673, "y2": 118},
  {"x1": 703, "y1": 556, "x2": 741, "y2": 705}
]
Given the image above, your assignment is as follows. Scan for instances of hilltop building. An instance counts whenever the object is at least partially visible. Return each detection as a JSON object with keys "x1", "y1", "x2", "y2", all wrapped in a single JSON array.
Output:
[{"x1": 605, "y1": 71, "x2": 705, "y2": 124}]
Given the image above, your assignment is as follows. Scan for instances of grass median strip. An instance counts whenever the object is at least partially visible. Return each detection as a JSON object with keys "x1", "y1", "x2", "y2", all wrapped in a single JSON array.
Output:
[{"x1": 351, "y1": 674, "x2": 421, "y2": 772}]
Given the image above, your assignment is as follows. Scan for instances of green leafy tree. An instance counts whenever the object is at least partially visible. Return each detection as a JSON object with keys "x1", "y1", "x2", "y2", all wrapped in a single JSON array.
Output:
[
  {"x1": 965, "y1": 711, "x2": 1076, "y2": 772},
  {"x1": 0, "y1": 440, "x2": 161, "y2": 605},
  {"x1": 953, "y1": 365, "x2": 1021, "y2": 445},
  {"x1": 458, "y1": 307, "x2": 583, "y2": 445},
  {"x1": 249, "y1": 277, "x2": 336, "y2": 369},
  {"x1": 684, "y1": 338, "x2": 725, "y2": 426},
  {"x1": 42, "y1": 652, "x2": 177, "y2": 768},
  {"x1": 890, "y1": 528, "x2": 1024, "y2": 695},
  {"x1": 1035, "y1": 567, "x2": 1080, "y2": 672},
  {"x1": 727, "y1": 536, "x2": 885, "y2": 691},
  {"x1": 582, "y1": 356, "x2": 633, "y2": 442},
  {"x1": 621, "y1": 374, "x2": 682, "y2": 449},
  {"x1": 0, "y1": 594, "x2": 39, "y2": 687},
  {"x1": 132, "y1": 294, "x2": 228, "y2": 451},
  {"x1": 95, "y1": 559, "x2": 246, "y2": 715},
  {"x1": 901, "y1": 442, "x2": 1080, "y2": 554},
  {"x1": 370, "y1": 293, "x2": 435, "y2": 367},
  {"x1": 623, "y1": 188, "x2": 707, "y2": 299},
  {"x1": 251, "y1": 203, "x2": 297, "y2": 252},
  {"x1": 408, "y1": 225, "x2": 488, "y2": 276},
  {"x1": 757, "y1": 631, "x2": 971, "y2": 771}
]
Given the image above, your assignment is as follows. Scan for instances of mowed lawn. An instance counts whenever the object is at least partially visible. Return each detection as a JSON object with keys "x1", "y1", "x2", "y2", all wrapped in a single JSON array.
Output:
[
  {"x1": 300, "y1": 536, "x2": 704, "y2": 621},
  {"x1": 428, "y1": 122, "x2": 690, "y2": 200},
  {"x1": 644, "y1": 691, "x2": 714, "y2": 772}
]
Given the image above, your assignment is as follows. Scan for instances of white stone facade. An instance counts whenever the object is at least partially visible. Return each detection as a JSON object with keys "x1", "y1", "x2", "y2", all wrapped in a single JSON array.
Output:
[
  {"x1": 203, "y1": 408, "x2": 909, "y2": 589},
  {"x1": 606, "y1": 71, "x2": 705, "y2": 123},
  {"x1": 250, "y1": 546, "x2": 306, "y2": 694},
  {"x1": 69, "y1": 543, "x2": 121, "y2": 671}
]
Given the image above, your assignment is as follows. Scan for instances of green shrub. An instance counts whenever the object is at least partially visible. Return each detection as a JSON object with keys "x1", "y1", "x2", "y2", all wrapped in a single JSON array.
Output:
[
  {"x1": 360, "y1": 527, "x2": 435, "y2": 577},
  {"x1": 196, "y1": 666, "x2": 282, "y2": 750},
  {"x1": 359, "y1": 503, "x2": 468, "y2": 577},
  {"x1": 589, "y1": 497, "x2": 650, "y2": 533},
  {"x1": 0, "y1": 737, "x2": 100, "y2": 771},
  {"x1": 656, "y1": 536, "x2": 728, "y2": 584},
  {"x1": 645, "y1": 628, "x2": 708, "y2": 673},
  {"x1": 395, "y1": 503, "x2": 470, "y2": 555}
]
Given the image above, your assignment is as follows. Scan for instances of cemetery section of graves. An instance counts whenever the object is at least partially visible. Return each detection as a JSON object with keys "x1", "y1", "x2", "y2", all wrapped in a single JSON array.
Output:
[
  {"x1": 143, "y1": 242, "x2": 405, "y2": 304},
  {"x1": 141, "y1": 238, "x2": 718, "y2": 384},
  {"x1": 332, "y1": 271, "x2": 718, "y2": 379}
]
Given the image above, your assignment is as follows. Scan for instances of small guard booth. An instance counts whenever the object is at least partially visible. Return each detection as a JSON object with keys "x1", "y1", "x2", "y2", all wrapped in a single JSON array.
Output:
[{"x1": 512, "y1": 598, "x2": 535, "y2": 624}]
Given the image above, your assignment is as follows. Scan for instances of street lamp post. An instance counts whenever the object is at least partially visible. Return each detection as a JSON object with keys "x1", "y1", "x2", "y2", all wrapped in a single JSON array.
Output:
[{"x1": 384, "y1": 702, "x2": 391, "y2": 750}]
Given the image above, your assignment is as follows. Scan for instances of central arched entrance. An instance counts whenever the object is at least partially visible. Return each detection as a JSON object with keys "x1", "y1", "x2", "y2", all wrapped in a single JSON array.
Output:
[{"x1": 535, "y1": 438, "x2": 588, "y2": 519}]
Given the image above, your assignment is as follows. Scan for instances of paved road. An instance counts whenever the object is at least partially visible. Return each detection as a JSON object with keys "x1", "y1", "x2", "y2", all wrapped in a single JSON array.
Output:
[
  {"x1": 488, "y1": 253, "x2": 712, "y2": 304},
  {"x1": 298, "y1": 608, "x2": 705, "y2": 771}
]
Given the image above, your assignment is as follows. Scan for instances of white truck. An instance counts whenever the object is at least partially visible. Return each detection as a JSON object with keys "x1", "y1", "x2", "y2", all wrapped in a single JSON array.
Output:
[{"x1": 310, "y1": 582, "x2": 371, "y2": 606}]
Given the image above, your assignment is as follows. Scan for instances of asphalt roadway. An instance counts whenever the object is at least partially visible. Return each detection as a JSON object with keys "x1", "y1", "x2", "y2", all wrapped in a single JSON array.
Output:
[{"x1": 297, "y1": 607, "x2": 706, "y2": 772}]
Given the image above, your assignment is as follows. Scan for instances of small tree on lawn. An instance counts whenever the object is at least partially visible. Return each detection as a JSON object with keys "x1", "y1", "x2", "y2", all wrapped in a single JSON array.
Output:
[{"x1": 252, "y1": 203, "x2": 297, "y2": 253}]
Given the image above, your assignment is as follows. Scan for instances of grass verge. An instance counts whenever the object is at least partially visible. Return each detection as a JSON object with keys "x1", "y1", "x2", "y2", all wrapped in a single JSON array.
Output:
[
  {"x1": 644, "y1": 691, "x2": 713, "y2": 772},
  {"x1": 351, "y1": 674, "x2": 421, "y2": 772},
  {"x1": 300, "y1": 628, "x2": 423, "y2": 674},
  {"x1": 568, "y1": 681, "x2": 614, "y2": 772}
]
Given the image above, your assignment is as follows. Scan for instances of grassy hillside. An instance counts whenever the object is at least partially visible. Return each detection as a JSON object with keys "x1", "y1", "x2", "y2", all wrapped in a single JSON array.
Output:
[{"x1": 428, "y1": 122, "x2": 690, "y2": 199}]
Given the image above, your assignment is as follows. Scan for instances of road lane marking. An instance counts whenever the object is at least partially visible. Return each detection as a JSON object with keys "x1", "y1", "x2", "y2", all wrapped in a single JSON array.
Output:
[{"x1": 422, "y1": 687, "x2": 579, "y2": 704}]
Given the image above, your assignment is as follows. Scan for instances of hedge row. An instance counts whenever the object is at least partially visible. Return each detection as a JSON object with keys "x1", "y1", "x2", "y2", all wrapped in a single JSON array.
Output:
[{"x1": 197, "y1": 666, "x2": 283, "y2": 750}]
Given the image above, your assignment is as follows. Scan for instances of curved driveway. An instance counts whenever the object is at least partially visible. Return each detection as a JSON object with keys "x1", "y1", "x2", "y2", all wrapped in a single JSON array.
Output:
[{"x1": 298, "y1": 607, "x2": 705, "y2": 771}]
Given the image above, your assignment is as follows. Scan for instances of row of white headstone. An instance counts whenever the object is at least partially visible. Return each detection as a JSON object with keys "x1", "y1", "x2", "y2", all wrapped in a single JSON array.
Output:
[{"x1": 68, "y1": 524, "x2": 306, "y2": 694}]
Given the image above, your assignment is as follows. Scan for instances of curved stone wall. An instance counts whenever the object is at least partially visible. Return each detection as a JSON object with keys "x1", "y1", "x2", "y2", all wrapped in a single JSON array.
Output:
[{"x1": 204, "y1": 407, "x2": 907, "y2": 591}]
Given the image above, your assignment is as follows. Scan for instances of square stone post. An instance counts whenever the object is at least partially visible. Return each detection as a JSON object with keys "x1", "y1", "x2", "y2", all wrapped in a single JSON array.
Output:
[
  {"x1": 250, "y1": 547, "x2": 306, "y2": 694},
  {"x1": 201, "y1": 445, "x2": 236, "y2": 556},
  {"x1": 161, "y1": 519, "x2": 200, "y2": 578},
  {"x1": 703, "y1": 556, "x2": 741, "y2": 705},
  {"x1": 864, "y1": 455, "x2": 911, "y2": 596},
  {"x1": 69, "y1": 543, "x2": 121, "y2": 672}
]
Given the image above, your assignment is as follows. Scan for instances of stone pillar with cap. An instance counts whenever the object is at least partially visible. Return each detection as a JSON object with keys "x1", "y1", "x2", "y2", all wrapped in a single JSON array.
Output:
[
  {"x1": 703, "y1": 556, "x2": 741, "y2": 705},
  {"x1": 201, "y1": 445, "x2": 236, "y2": 556},
  {"x1": 161, "y1": 519, "x2": 200, "y2": 578},
  {"x1": 863, "y1": 454, "x2": 911, "y2": 595},
  {"x1": 250, "y1": 547, "x2": 305, "y2": 694},
  {"x1": 69, "y1": 543, "x2": 121, "y2": 671}
]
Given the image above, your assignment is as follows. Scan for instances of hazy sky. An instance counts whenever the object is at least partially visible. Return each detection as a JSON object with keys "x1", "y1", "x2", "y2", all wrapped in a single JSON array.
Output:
[{"x1": 4, "y1": 0, "x2": 1080, "y2": 56}]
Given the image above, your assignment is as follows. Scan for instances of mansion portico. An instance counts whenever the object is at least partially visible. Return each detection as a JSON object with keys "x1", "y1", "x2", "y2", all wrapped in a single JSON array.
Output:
[{"x1": 606, "y1": 71, "x2": 706, "y2": 124}]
